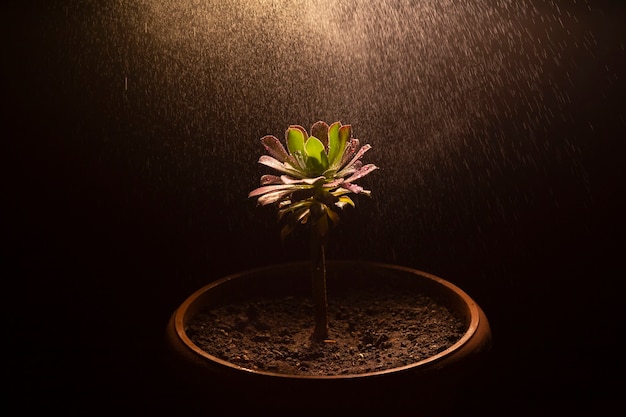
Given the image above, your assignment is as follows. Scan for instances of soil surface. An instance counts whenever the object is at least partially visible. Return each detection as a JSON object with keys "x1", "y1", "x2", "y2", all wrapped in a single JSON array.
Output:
[{"x1": 186, "y1": 286, "x2": 465, "y2": 376}]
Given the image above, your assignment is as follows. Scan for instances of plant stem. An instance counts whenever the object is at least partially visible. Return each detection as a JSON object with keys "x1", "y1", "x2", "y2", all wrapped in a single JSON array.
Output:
[{"x1": 310, "y1": 229, "x2": 329, "y2": 341}]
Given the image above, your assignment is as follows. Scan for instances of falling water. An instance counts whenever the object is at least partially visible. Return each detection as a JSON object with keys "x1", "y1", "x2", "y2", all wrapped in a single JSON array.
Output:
[
  {"x1": 7, "y1": 2, "x2": 623, "y2": 415},
  {"x1": 46, "y1": 0, "x2": 624, "y2": 280}
]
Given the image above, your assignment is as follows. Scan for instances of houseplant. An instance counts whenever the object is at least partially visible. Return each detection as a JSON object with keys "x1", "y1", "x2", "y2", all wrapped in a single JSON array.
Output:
[
  {"x1": 248, "y1": 120, "x2": 379, "y2": 341},
  {"x1": 165, "y1": 121, "x2": 492, "y2": 413}
]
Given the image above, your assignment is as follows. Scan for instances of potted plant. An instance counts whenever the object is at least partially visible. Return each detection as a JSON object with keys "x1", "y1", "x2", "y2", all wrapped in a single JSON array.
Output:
[{"x1": 165, "y1": 121, "x2": 492, "y2": 413}]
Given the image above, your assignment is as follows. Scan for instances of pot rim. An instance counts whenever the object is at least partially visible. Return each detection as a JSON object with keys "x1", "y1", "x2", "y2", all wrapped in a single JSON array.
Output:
[{"x1": 172, "y1": 260, "x2": 482, "y2": 380}]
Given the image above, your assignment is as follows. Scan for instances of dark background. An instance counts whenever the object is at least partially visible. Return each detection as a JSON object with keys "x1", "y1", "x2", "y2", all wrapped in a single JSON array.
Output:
[{"x1": 5, "y1": 0, "x2": 624, "y2": 415}]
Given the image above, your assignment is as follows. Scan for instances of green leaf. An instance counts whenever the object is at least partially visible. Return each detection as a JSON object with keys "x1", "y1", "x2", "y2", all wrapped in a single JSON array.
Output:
[
  {"x1": 326, "y1": 122, "x2": 341, "y2": 166},
  {"x1": 338, "y1": 196, "x2": 355, "y2": 208},
  {"x1": 327, "y1": 122, "x2": 350, "y2": 168},
  {"x1": 292, "y1": 150, "x2": 308, "y2": 172},
  {"x1": 305, "y1": 136, "x2": 329, "y2": 172},
  {"x1": 338, "y1": 125, "x2": 351, "y2": 155},
  {"x1": 286, "y1": 125, "x2": 307, "y2": 156}
]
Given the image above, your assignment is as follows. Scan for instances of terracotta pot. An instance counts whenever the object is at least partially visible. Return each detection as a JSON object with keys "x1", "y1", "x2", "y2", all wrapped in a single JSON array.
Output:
[{"x1": 165, "y1": 261, "x2": 491, "y2": 413}]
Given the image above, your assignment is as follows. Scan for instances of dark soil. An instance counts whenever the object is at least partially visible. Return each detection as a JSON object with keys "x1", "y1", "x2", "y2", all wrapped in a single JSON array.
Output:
[{"x1": 187, "y1": 286, "x2": 465, "y2": 376}]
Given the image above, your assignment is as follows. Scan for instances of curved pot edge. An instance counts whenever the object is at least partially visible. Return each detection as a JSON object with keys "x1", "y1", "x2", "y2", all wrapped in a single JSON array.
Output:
[{"x1": 165, "y1": 261, "x2": 492, "y2": 384}]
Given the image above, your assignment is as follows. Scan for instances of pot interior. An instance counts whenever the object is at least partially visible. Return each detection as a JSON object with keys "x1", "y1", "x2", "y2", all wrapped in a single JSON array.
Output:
[{"x1": 181, "y1": 261, "x2": 474, "y2": 334}]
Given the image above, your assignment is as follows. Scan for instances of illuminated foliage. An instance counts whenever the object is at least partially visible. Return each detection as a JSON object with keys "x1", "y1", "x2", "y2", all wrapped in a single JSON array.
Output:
[{"x1": 249, "y1": 121, "x2": 378, "y2": 240}]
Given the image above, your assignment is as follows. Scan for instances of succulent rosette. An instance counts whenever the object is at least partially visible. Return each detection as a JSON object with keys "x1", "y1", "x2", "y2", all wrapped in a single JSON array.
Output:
[{"x1": 249, "y1": 121, "x2": 378, "y2": 239}]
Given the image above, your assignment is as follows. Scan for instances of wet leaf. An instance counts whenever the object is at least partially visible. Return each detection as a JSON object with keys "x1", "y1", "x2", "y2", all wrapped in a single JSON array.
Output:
[
  {"x1": 326, "y1": 121, "x2": 343, "y2": 167},
  {"x1": 258, "y1": 155, "x2": 305, "y2": 178},
  {"x1": 310, "y1": 121, "x2": 329, "y2": 149},
  {"x1": 261, "y1": 135, "x2": 290, "y2": 163},
  {"x1": 337, "y1": 144, "x2": 372, "y2": 177},
  {"x1": 286, "y1": 125, "x2": 307, "y2": 156},
  {"x1": 251, "y1": 121, "x2": 377, "y2": 238},
  {"x1": 344, "y1": 163, "x2": 379, "y2": 184},
  {"x1": 260, "y1": 174, "x2": 282, "y2": 185},
  {"x1": 305, "y1": 136, "x2": 329, "y2": 173}
]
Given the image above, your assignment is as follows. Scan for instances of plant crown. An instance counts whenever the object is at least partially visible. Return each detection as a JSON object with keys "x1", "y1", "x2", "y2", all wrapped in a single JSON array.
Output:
[{"x1": 249, "y1": 121, "x2": 377, "y2": 239}]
